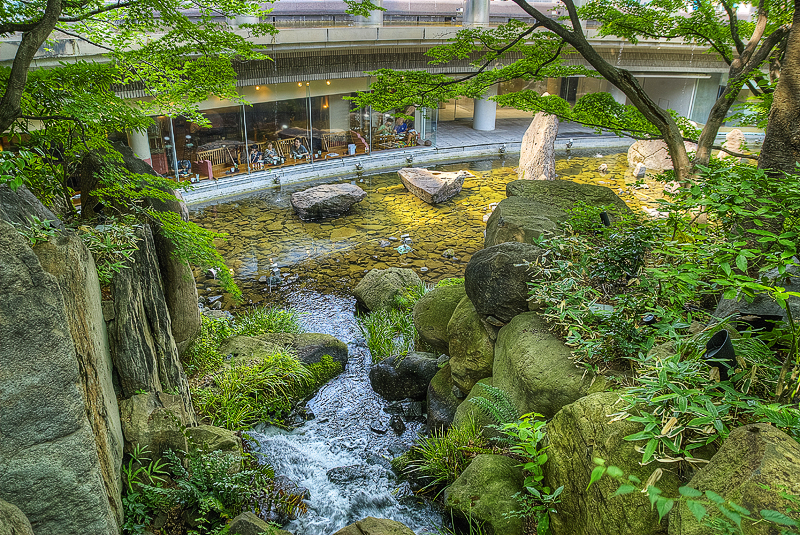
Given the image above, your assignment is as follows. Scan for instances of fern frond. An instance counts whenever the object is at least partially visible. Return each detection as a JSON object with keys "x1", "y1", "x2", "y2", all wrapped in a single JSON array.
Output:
[{"x1": 468, "y1": 383, "x2": 519, "y2": 425}]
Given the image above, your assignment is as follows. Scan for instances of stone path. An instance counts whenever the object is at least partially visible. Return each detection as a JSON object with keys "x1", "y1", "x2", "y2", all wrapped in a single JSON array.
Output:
[{"x1": 435, "y1": 118, "x2": 621, "y2": 148}]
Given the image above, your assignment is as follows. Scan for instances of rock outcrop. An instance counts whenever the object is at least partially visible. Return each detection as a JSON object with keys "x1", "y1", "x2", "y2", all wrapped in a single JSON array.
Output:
[
  {"x1": 717, "y1": 128, "x2": 745, "y2": 159},
  {"x1": 369, "y1": 351, "x2": 439, "y2": 401},
  {"x1": 0, "y1": 220, "x2": 122, "y2": 535},
  {"x1": 452, "y1": 379, "x2": 502, "y2": 440},
  {"x1": 627, "y1": 139, "x2": 698, "y2": 172},
  {"x1": 545, "y1": 392, "x2": 682, "y2": 535},
  {"x1": 0, "y1": 498, "x2": 35, "y2": 535},
  {"x1": 518, "y1": 112, "x2": 559, "y2": 180},
  {"x1": 447, "y1": 296, "x2": 496, "y2": 393},
  {"x1": 119, "y1": 392, "x2": 189, "y2": 461},
  {"x1": 670, "y1": 423, "x2": 800, "y2": 535},
  {"x1": 493, "y1": 313, "x2": 605, "y2": 418},
  {"x1": 413, "y1": 284, "x2": 466, "y2": 355},
  {"x1": 484, "y1": 197, "x2": 564, "y2": 247},
  {"x1": 427, "y1": 364, "x2": 463, "y2": 433},
  {"x1": 445, "y1": 454, "x2": 525, "y2": 535},
  {"x1": 0, "y1": 184, "x2": 64, "y2": 230},
  {"x1": 222, "y1": 332, "x2": 349, "y2": 369},
  {"x1": 107, "y1": 224, "x2": 196, "y2": 425},
  {"x1": 228, "y1": 511, "x2": 293, "y2": 535},
  {"x1": 506, "y1": 178, "x2": 632, "y2": 215},
  {"x1": 464, "y1": 242, "x2": 544, "y2": 324},
  {"x1": 186, "y1": 425, "x2": 243, "y2": 453},
  {"x1": 291, "y1": 183, "x2": 367, "y2": 220},
  {"x1": 398, "y1": 167, "x2": 471, "y2": 204},
  {"x1": 354, "y1": 267, "x2": 422, "y2": 312}
]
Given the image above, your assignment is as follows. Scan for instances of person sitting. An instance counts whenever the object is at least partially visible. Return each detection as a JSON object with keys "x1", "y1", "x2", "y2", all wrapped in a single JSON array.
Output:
[
  {"x1": 263, "y1": 142, "x2": 279, "y2": 165},
  {"x1": 394, "y1": 118, "x2": 408, "y2": 136},
  {"x1": 249, "y1": 146, "x2": 262, "y2": 170},
  {"x1": 377, "y1": 120, "x2": 394, "y2": 136},
  {"x1": 290, "y1": 138, "x2": 310, "y2": 160}
]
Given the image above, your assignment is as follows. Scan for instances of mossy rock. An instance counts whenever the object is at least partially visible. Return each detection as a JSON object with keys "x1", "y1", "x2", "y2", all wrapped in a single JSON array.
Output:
[
  {"x1": 354, "y1": 267, "x2": 422, "y2": 312},
  {"x1": 253, "y1": 332, "x2": 349, "y2": 368},
  {"x1": 219, "y1": 335, "x2": 284, "y2": 364},
  {"x1": 228, "y1": 511, "x2": 293, "y2": 535},
  {"x1": 484, "y1": 197, "x2": 564, "y2": 247},
  {"x1": 506, "y1": 179, "x2": 632, "y2": 215},
  {"x1": 447, "y1": 296, "x2": 495, "y2": 393},
  {"x1": 670, "y1": 423, "x2": 800, "y2": 535},
  {"x1": 186, "y1": 425, "x2": 242, "y2": 453},
  {"x1": 413, "y1": 284, "x2": 467, "y2": 355},
  {"x1": 452, "y1": 378, "x2": 503, "y2": 441},
  {"x1": 332, "y1": 517, "x2": 415, "y2": 535},
  {"x1": 426, "y1": 363, "x2": 463, "y2": 434},
  {"x1": 545, "y1": 392, "x2": 682, "y2": 535},
  {"x1": 444, "y1": 454, "x2": 524, "y2": 535},
  {"x1": 493, "y1": 312, "x2": 606, "y2": 418}
]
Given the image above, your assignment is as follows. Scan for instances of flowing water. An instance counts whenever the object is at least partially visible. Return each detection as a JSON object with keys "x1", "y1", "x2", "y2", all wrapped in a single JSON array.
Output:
[{"x1": 188, "y1": 149, "x2": 668, "y2": 533}]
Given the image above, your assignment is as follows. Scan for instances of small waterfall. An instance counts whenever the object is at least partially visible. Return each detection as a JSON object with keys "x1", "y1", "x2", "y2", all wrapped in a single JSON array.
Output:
[{"x1": 248, "y1": 290, "x2": 443, "y2": 534}]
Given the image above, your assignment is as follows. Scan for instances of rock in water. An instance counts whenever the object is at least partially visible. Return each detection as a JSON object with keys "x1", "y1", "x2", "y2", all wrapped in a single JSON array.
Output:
[
  {"x1": 627, "y1": 139, "x2": 698, "y2": 172},
  {"x1": 369, "y1": 352, "x2": 439, "y2": 401},
  {"x1": 333, "y1": 517, "x2": 416, "y2": 535},
  {"x1": 290, "y1": 183, "x2": 367, "y2": 220},
  {"x1": 397, "y1": 167, "x2": 472, "y2": 204},
  {"x1": 518, "y1": 112, "x2": 559, "y2": 180}
]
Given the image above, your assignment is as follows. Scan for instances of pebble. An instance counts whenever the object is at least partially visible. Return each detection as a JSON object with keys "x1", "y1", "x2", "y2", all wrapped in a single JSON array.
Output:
[{"x1": 420, "y1": 267, "x2": 428, "y2": 272}]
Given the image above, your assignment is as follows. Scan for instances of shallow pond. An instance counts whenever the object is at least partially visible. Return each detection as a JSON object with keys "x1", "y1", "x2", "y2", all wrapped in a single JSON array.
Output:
[{"x1": 190, "y1": 149, "x2": 666, "y2": 308}]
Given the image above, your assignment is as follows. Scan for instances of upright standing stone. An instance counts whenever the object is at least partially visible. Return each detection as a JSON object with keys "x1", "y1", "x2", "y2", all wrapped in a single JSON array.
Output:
[
  {"x1": 717, "y1": 128, "x2": 746, "y2": 159},
  {"x1": 518, "y1": 112, "x2": 559, "y2": 180}
]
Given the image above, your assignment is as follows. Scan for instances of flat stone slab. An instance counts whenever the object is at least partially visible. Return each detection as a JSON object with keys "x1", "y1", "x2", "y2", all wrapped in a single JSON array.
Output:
[
  {"x1": 290, "y1": 183, "x2": 366, "y2": 220},
  {"x1": 398, "y1": 167, "x2": 472, "y2": 204}
]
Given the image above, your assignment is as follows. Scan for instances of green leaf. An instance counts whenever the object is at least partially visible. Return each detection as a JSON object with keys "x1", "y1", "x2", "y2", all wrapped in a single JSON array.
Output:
[
  {"x1": 642, "y1": 438, "x2": 658, "y2": 464},
  {"x1": 656, "y1": 498, "x2": 675, "y2": 521},
  {"x1": 686, "y1": 500, "x2": 707, "y2": 522},
  {"x1": 606, "y1": 466, "x2": 624, "y2": 478},
  {"x1": 613, "y1": 484, "x2": 637, "y2": 496},
  {"x1": 759, "y1": 509, "x2": 798, "y2": 527},
  {"x1": 718, "y1": 505, "x2": 742, "y2": 527},
  {"x1": 587, "y1": 466, "x2": 606, "y2": 489},
  {"x1": 705, "y1": 490, "x2": 725, "y2": 504},
  {"x1": 736, "y1": 254, "x2": 748, "y2": 273},
  {"x1": 678, "y1": 486, "x2": 703, "y2": 498}
]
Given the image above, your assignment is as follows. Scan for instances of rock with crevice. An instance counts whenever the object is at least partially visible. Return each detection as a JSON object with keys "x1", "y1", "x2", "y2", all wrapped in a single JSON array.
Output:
[
  {"x1": 291, "y1": 183, "x2": 367, "y2": 220},
  {"x1": 0, "y1": 184, "x2": 64, "y2": 230},
  {"x1": 518, "y1": 112, "x2": 559, "y2": 180},
  {"x1": 627, "y1": 139, "x2": 698, "y2": 172},
  {"x1": 119, "y1": 392, "x2": 188, "y2": 462},
  {"x1": 107, "y1": 224, "x2": 196, "y2": 424},
  {"x1": 426, "y1": 364, "x2": 463, "y2": 433}
]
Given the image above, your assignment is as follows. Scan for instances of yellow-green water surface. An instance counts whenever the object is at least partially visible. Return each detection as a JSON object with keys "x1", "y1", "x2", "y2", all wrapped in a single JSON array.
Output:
[{"x1": 190, "y1": 150, "x2": 666, "y2": 308}]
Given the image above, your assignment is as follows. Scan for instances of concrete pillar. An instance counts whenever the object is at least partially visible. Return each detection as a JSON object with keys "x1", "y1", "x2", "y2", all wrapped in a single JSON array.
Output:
[
  {"x1": 127, "y1": 128, "x2": 152, "y2": 165},
  {"x1": 230, "y1": 15, "x2": 259, "y2": 26},
  {"x1": 354, "y1": 0, "x2": 383, "y2": 27},
  {"x1": 328, "y1": 94, "x2": 350, "y2": 131},
  {"x1": 473, "y1": 86, "x2": 497, "y2": 131},
  {"x1": 609, "y1": 85, "x2": 627, "y2": 105},
  {"x1": 464, "y1": 0, "x2": 490, "y2": 27}
]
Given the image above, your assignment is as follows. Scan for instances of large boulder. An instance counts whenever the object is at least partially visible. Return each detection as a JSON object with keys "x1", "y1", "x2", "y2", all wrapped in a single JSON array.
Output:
[
  {"x1": 506, "y1": 179, "x2": 632, "y2": 215},
  {"x1": 413, "y1": 284, "x2": 467, "y2": 355},
  {"x1": 464, "y1": 242, "x2": 544, "y2": 324},
  {"x1": 354, "y1": 267, "x2": 422, "y2": 312},
  {"x1": 290, "y1": 183, "x2": 367, "y2": 220},
  {"x1": 717, "y1": 129, "x2": 746, "y2": 159},
  {"x1": 0, "y1": 499, "x2": 34, "y2": 535},
  {"x1": 452, "y1": 378, "x2": 502, "y2": 440},
  {"x1": 0, "y1": 184, "x2": 64, "y2": 230},
  {"x1": 445, "y1": 454, "x2": 525, "y2": 535},
  {"x1": 494, "y1": 313, "x2": 605, "y2": 418},
  {"x1": 670, "y1": 423, "x2": 800, "y2": 535},
  {"x1": 518, "y1": 112, "x2": 559, "y2": 180},
  {"x1": 369, "y1": 351, "x2": 439, "y2": 401},
  {"x1": 484, "y1": 196, "x2": 564, "y2": 247},
  {"x1": 398, "y1": 167, "x2": 471, "y2": 204},
  {"x1": 228, "y1": 512, "x2": 293, "y2": 535},
  {"x1": 332, "y1": 517, "x2": 416, "y2": 535},
  {"x1": 119, "y1": 392, "x2": 189, "y2": 462},
  {"x1": 545, "y1": 392, "x2": 682, "y2": 535},
  {"x1": 627, "y1": 139, "x2": 698, "y2": 172},
  {"x1": 713, "y1": 265, "x2": 800, "y2": 327},
  {"x1": 107, "y1": 224, "x2": 196, "y2": 424},
  {"x1": 186, "y1": 425, "x2": 242, "y2": 453},
  {"x1": 447, "y1": 297, "x2": 495, "y2": 393},
  {"x1": 426, "y1": 364, "x2": 463, "y2": 433},
  {"x1": 0, "y1": 220, "x2": 122, "y2": 535},
  {"x1": 230, "y1": 332, "x2": 349, "y2": 368},
  {"x1": 32, "y1": 231, "x2": 124, "y2": 526}
]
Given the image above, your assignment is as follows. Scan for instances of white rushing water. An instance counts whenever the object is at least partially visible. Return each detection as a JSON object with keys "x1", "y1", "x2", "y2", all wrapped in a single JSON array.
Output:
[{"x1": 248, "y1": 290, "x2": 442, "y2": 534}]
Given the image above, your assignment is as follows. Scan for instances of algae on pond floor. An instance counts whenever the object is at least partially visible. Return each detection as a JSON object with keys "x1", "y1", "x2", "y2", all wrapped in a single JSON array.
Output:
[{"x1": 190, "y1": 151, "x2": 667, "y2": 308}]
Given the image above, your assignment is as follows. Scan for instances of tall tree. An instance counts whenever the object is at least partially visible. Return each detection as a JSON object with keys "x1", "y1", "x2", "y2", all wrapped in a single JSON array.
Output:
[{"x1": 351, "y1": 0, "x2": 793, "y2": 181}]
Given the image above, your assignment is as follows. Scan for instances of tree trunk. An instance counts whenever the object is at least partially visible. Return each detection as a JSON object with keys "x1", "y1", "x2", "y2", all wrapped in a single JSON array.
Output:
[{"x1": 758, "y1": 0, "x2": 800, "y2": 175}]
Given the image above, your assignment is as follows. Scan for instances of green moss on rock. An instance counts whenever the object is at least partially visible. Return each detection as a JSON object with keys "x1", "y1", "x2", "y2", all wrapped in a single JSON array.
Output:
[
  {"x1": 447, "y1": 297, "x2": 495, "y2": 393},
  {"x1": 413, "y1": 284, "x2": 467, "y2": 355}
]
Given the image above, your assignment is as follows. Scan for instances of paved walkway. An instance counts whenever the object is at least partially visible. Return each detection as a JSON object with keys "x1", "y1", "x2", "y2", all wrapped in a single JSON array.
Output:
[{"x1": 435, "y1": 118, "x2": 619, "y2": 148}]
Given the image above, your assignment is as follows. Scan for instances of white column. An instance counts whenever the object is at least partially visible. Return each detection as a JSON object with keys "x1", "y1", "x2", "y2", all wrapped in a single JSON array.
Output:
[
  {"x1": 464, "y1": 0, "x2": 490, "y2": 27},
  {"x1": 609, "y1": 85, "x2": 627, "y2": 105},
  {"x1": 473, "y1": 86, "x2": 497, "y2": 131},
  {"x1": 328, "y1": 95, "x2": 350, "y2": 131},
  {"x1": 233, "y1": 15, "x2": 259, "y2": 25},
  {"x1": 127, "y1": 128, "x2": 152, "y2": 165},
  {"x1": 354, "y1": 0, "x2": 383, "y2": 27}
]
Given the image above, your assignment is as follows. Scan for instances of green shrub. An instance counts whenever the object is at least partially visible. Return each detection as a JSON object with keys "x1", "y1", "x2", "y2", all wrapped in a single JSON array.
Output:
[
  {"x1": 77, "y1": 216, "x2": 140, "y2": 285},
  {"x1": 287, "y1": 354, "x2": 343, "y2": 402},
  {"x1": 436, "y1": 277, "x2": 465, "y2": 288}
]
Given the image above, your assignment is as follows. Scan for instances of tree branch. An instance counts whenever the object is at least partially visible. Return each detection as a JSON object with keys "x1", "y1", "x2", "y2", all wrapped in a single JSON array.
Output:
[
  {"x1": 57, "y1": 0, "x2": 135, "y2": 22},
  {"x1": 720, "y1": 0, "x2": 746, "y2": 54}
]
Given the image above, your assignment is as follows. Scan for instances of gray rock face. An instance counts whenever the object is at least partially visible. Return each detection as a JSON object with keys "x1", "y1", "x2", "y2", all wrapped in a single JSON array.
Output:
[
  {"x1": 32, "y1": 231, "x2": 124, "y2": 527},
  {"x1": 228, "y1": 511, "x2": 293, "y2": 535},
  {"x1": 426, "y1": 364, "x2": 463, "y2": 433},
  {"x1": 224, "y1": 332, "x2": 349, "y2": 369},
  {"x1": 465, "y1": 242, "x2": 544, "y2": 323},
  {"x1": 354, "y1": 267, "x2": 422, "y2": 312},
  {"x1": 413, "y1": 284, "x2": 467, "y2": 355},
  {"x1": 0, "y1": 498, "x2": 34, "y2": 535},
  {"x1": 119, "y1": 392, "x2": 189, "y2": 462},
  {"x1": 627, "y1": 139, "x2": 698, "y2": 172},
  {"x1": 493, "y1": 312, "x2": 604, "y2": 418},
  {"x1": 186, "y1": 425, "x2": 242, "y2": 453},
  {"x1": 445, "y1": 454, "x2": 525, "y2": 535},
  {"x1": 506, "y1": 178, "x2": 632, "y2": 215},
  {"x1": 0, "y1": 184, "x2": 63, "y2": 230},
  {"x1": 484, "y1": 197, "x2": 565, "y2": 247},
  {"x1": 369, "y1": 351, "x2": 439, "y2": 401},
  {"x1": 291, "y1": 183, "x2": 367, "y2": 220},
  {"x1": 332, "y1": 517, "x2": 416, "y2": 535},
  {"x1": 0, "y1": 220, "x2": 121, "y2": 535},
  {"x1": 713, "y1": 265, "x2": 800, "y2": 326},
  {"x1": 518, "y1": 112, "x2": 559, "y2": 180},
  {"x1": 398, "y1": 167, "x2": 471, "y2": 204},
  {"x1": 107, "y1": 224, "x2": 196, "y2": 425},
  {"x1": 670, "y1": 423, "x2": 800, "y2": 535}
]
